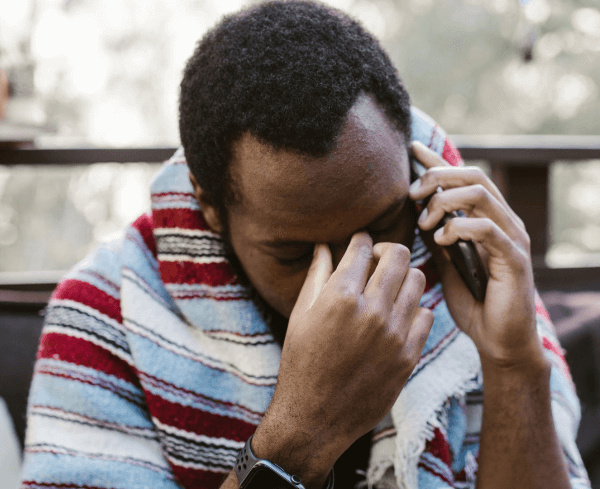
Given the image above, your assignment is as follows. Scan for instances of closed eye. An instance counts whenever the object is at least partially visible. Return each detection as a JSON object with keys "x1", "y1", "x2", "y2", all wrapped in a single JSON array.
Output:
[
  {"x1": 369, "y1": 224, "x2": 397, "y2": 237},
  {"x1": 275, "y1": 246, "x2": 315, "y2": 266}
]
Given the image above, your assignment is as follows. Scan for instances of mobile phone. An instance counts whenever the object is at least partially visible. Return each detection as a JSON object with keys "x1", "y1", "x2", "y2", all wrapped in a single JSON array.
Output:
[{"x1": 411, "y1": 158, "x2": 488, "y2": 302}]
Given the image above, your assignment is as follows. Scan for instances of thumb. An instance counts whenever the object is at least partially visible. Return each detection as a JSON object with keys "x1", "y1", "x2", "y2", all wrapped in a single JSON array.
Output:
[{"x1": 290, "y1": 243, "x2": 333, "y2": 322}]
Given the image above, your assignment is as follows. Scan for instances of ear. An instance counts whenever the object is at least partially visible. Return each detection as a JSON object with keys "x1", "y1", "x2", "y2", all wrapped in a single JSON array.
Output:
[{"x1": 189, "y1": 171, "x2": 224, "y2": 235}]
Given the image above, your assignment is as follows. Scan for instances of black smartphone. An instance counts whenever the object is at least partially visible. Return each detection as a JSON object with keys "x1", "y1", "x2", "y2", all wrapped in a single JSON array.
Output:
[{"x1": 410, "y1": 157, "x2": 488, "y2": 302}]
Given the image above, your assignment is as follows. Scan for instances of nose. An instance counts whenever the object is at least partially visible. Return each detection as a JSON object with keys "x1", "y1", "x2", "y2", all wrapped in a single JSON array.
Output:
[
  {"x1": 329, "y1": 239, "x2": 352, "y2": 270},
  {"x1": 329, "y1": 233, "x2": 384, "y2": 277}
]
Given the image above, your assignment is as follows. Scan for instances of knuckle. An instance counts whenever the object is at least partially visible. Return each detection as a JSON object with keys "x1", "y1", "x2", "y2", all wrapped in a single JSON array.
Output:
[
  {"x1": 473, "y1": 183, "x2": 488, "y2": 202},
  {"x1": 390, "y1": 243, "x2": 411, "y2": 263},
  {"x1": 468, "y1": 165, "x2": 486, "y2": 182},
  {"x1": 420, "y1": 307, "x2": 435, "y2": 326},
  {"x1": 407, "y1": 268, "x2": 426, "y2": 292},
  {"x1": 482, "y1": 217, "x2": 496, "y2": 238},
  {"x1": 443, "y1": 217, "x2": 457, "y2": 234},
  {"x1": 428, "y1": 191, "x2": 441, "y2": 207},
  {"x1": 367, "y1": 307, "x2": 388, "y2": 330},
  {"x1": 421, "y1": 169, "x2": 433, "y2": 187},
  {"x1": 355, "y1": 242, "x2": 373, "y2": 261},
  {"x1": 333, "y1": 285, "x2": 359, "y2": 308}
]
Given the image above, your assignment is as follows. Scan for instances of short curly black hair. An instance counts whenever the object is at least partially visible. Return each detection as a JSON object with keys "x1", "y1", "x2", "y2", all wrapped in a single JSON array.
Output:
[{"x1": 179, "y1": 0, "x2": 412, "y2": 234}]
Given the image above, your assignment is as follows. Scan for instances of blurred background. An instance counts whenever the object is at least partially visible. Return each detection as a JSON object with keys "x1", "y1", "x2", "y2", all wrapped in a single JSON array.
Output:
[
  {"x1": 0, "y1": 0, "x2": 599, "y2": 272},
  {"x1": 1, "y1": 0, "x2": 600, "y2": 487}
]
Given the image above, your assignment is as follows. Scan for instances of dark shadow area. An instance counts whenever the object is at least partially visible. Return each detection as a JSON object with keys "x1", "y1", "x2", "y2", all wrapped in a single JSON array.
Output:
[{"x1": 0, "y1": 301, "x2": 45, "y2": 449}]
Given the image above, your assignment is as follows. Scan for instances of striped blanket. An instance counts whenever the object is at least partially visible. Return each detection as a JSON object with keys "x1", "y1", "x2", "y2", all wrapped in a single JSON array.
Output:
[{"x1": 21, "y1": 107, "x2": 590, "y2": 489}]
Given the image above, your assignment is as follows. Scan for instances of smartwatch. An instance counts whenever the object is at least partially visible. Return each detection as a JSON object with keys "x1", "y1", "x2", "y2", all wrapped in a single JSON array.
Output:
[{"x1": 235, "y1": 435, "x2": 334, "y2": 489}]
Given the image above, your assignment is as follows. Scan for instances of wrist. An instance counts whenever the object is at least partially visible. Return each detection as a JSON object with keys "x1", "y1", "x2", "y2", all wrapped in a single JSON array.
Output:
[
  {"x1": 478, "y1": 319, "x2": 550, "y2": 372},
  {"x1": 480, "y1": 339, "x2": 551, "y2": 388},
  {"x1": 251, "y1": 417, "x2": 339, "y2": 489}
]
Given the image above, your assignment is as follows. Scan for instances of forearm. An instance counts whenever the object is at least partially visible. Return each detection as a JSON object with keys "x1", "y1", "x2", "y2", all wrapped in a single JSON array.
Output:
[{"x1": 476, "y1": 352, "x2": 571, "y2": 489}]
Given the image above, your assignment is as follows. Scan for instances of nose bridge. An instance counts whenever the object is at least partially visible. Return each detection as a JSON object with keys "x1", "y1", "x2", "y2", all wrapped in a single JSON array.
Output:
[{"x1": 330, "y1": 238, "x2": 353, "y2": 269}]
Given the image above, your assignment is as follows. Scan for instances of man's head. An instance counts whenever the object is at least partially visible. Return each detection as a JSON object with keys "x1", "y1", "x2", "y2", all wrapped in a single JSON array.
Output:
[
  {"x1": 179, "y1": 0, "x2": 411, "y2": 233},
  {"x1": 180, "y1": 0, "x2": 415, "y2": 318}
]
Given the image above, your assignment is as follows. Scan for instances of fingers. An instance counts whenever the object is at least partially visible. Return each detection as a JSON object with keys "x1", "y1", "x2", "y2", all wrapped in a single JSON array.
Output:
[
  {"x1": 391, "y1": 267, "x2": 427, "y2": 331},
  {"x1": 291, "y1": 243, "x2": 333, "y2": 320},
  {"x1": 417, "y1": 185, "x2": 527, "y2": 244},
  {"x1": 402, "y1": 307, "x2": 434, "y2": 365},
  {"x1": 410, "y1": 142, "x2": 525, "y2": 232},
  {"x1": 330, "y1": 232, "x2": 374, "y2": 294},
  {"x1": 411, "y1": 140, "x2": 448, "y2": 169},
  {"x1": 364, "y1": 242, "x2": 412, "y2": 308},
  {"x1": 433, "y1": 217, "x2": 528, "y2": 269}
]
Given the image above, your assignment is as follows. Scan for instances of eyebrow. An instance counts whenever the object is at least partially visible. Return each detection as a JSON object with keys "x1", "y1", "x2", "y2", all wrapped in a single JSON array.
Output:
[{"x1": 259, "y1": 195, "x2": 408, "y2": 248}]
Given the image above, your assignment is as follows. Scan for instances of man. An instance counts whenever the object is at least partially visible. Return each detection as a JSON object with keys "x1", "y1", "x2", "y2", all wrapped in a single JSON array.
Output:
[{"x1": 21, "y1": 1, "x2": 589, "y2": 488}]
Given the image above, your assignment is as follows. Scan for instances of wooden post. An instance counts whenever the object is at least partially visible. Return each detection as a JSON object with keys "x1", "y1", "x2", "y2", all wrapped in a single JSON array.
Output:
[{"x1": 491, "y1": 163, "x2": 549, "y2": 268}]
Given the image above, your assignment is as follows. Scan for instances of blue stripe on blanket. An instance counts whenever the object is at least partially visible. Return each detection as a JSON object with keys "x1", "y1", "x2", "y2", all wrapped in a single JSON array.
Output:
[
  {"x1": 421, "y1": 298, "x2": 460, "y2": 357},
  {"x1": 417, "y1": 463, "x2": 454, "y2": 489},
  {"x1": 128, "y1": 334, "x2": 276, "y2": 411},
  {"x1": 29, "y1": 365, "x2": 152, "y2": 428},
  {"x1": 446, "y1": 396, "x2": 468, "y2": 460},
  {"x1": 63, "y1": 239, "x2": 125, "y2": 299},
  {"x1": 176, "y1": 299, "x2": 275, "y2": 335},
  {"x1": 150, "y1": 159, "x2": 196, "y2": 196},
  {"x1": 123, "y1": 227, "x2": 165, "y2": 291},
  {"x1": 21, "y1": 451, "x2": 178, "y2": 489},
  {"x1": 411, "y1": 107, "x2": 446, "y2": 156}
]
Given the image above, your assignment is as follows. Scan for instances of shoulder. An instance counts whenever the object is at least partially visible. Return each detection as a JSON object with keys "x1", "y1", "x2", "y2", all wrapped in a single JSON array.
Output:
[{"x1": 40, "y1": 213, "x2": 158, "y2": 373}]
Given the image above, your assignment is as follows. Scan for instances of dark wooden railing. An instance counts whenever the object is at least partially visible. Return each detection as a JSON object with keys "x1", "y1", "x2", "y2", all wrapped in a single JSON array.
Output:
[
  {"x1": 1, "y1": 138, "x2": 600, "y2": 482},
  {"x1": 2, "y1": 136, "x2": 600, "y2": 293}
]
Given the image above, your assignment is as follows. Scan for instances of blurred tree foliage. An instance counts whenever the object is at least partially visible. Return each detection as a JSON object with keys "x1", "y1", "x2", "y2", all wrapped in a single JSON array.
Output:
[
  {"x1": 1, "y1": 0, "x2": 599, "y2": 145},
  {"x1": 0, "y1": 0, "x2": 599, "y2": 273}
]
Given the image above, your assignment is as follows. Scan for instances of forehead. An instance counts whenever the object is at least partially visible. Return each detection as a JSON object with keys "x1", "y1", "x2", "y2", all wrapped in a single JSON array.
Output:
[{"x1": 228, "y1": 94, "x2": 410, "y2": 242}]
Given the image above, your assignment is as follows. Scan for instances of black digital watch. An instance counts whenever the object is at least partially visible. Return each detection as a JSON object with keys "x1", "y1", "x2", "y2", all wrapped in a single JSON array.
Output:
[{"x1": 235, "y1": 435, "x2": 334, "y2": 489}]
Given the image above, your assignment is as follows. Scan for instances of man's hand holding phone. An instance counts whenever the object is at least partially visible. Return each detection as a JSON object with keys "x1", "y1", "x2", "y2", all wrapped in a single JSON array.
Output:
[{"x1": 408, "y1": 140, "x2": 546, "y2": 371}]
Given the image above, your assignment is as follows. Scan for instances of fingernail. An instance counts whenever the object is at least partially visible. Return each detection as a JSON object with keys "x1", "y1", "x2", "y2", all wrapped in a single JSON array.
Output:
[
  {"x1": 409, "y1": 178, "x2": 421, "y2": 193},
  {"x1": 434, "y1": 228, "x2": 443, "y2": 242},
  {"x1": 418, "y1": 208, "x2": 428, "y2": 224}
]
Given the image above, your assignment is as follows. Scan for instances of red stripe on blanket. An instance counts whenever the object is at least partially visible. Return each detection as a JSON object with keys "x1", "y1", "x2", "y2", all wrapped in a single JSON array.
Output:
[
  {"x1": 542, "y1": 336, "x2": 564, "y2": 359},
  {"x1": 418, "y1": 260, "x2": 441, "y2": 294},
  {"x1": 153, "y1": 207, "x2": 211, "y2": 231},
  {"x1": 172, "y1": 466, "x2": 229, "y2": 489},
  {"x1": 424, "y1": 427, "x2": 452, "y2": 468},
  {"x1": 455, "y1": 467, "x2": 467, "y2": 482},
  {"x1": 160, "y1": 260, "x2": 239, "y2": 287},
  {"x1": 146, "y1": 391, "x2": 258, "y2": 441},
  {"x1": 418, "y1": 459, "x2": 454, "y2": 486},
  {"x1": 542, "y1": 336, "x2": 572, "y2": 381},
  {"x1": 442, "y1": 138, "x2": 463, "y2": 167},
  {"x1": 428, "y1": 124, "x2": 439, "y2": 149},
  {"x1": 50, "y1": 279, "x2": 122, "y2": 324},
  {"x1": 38, "y1": 333, "x2": 138, "y2": 385},
  {"x1": 535, "y1": 295, "x2": 552, "y2": 321},
  {"x1": 132, "y1": 212, "x2": 157, "y2": 259}
]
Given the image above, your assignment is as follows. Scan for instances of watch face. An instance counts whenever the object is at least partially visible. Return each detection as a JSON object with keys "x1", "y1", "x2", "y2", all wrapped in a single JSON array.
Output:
[{"x1": 242, "y1": 464, "x2": 294, "y2": 489}]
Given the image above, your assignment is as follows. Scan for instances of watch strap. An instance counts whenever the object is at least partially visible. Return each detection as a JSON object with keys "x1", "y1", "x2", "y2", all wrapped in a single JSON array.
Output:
[{"x1": 235, "y1": 435, "x2": 334, "y2": 489}]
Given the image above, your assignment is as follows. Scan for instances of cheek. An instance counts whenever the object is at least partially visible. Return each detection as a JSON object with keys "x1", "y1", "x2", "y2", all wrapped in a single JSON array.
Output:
[{"x1": 233, "y1": 247, "x2": 309, "y2": 318}]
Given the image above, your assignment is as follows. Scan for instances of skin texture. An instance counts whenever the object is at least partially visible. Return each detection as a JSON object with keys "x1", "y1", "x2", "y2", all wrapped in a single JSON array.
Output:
[
  {"x1": 225, "y1": 94, "x2": 417, "y2": 319},
  {"x1": 190, "y1": 95, "x2": 571, "y2": 489}
]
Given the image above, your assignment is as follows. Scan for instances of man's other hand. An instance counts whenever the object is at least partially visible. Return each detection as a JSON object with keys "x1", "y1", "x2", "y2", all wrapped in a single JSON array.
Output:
[
  {"x1": 252, "y1": 232, "x2": 433, "y2": 489},
  {"x1": 409, "y1": 140, "x2": 545, "y2": 371}
]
